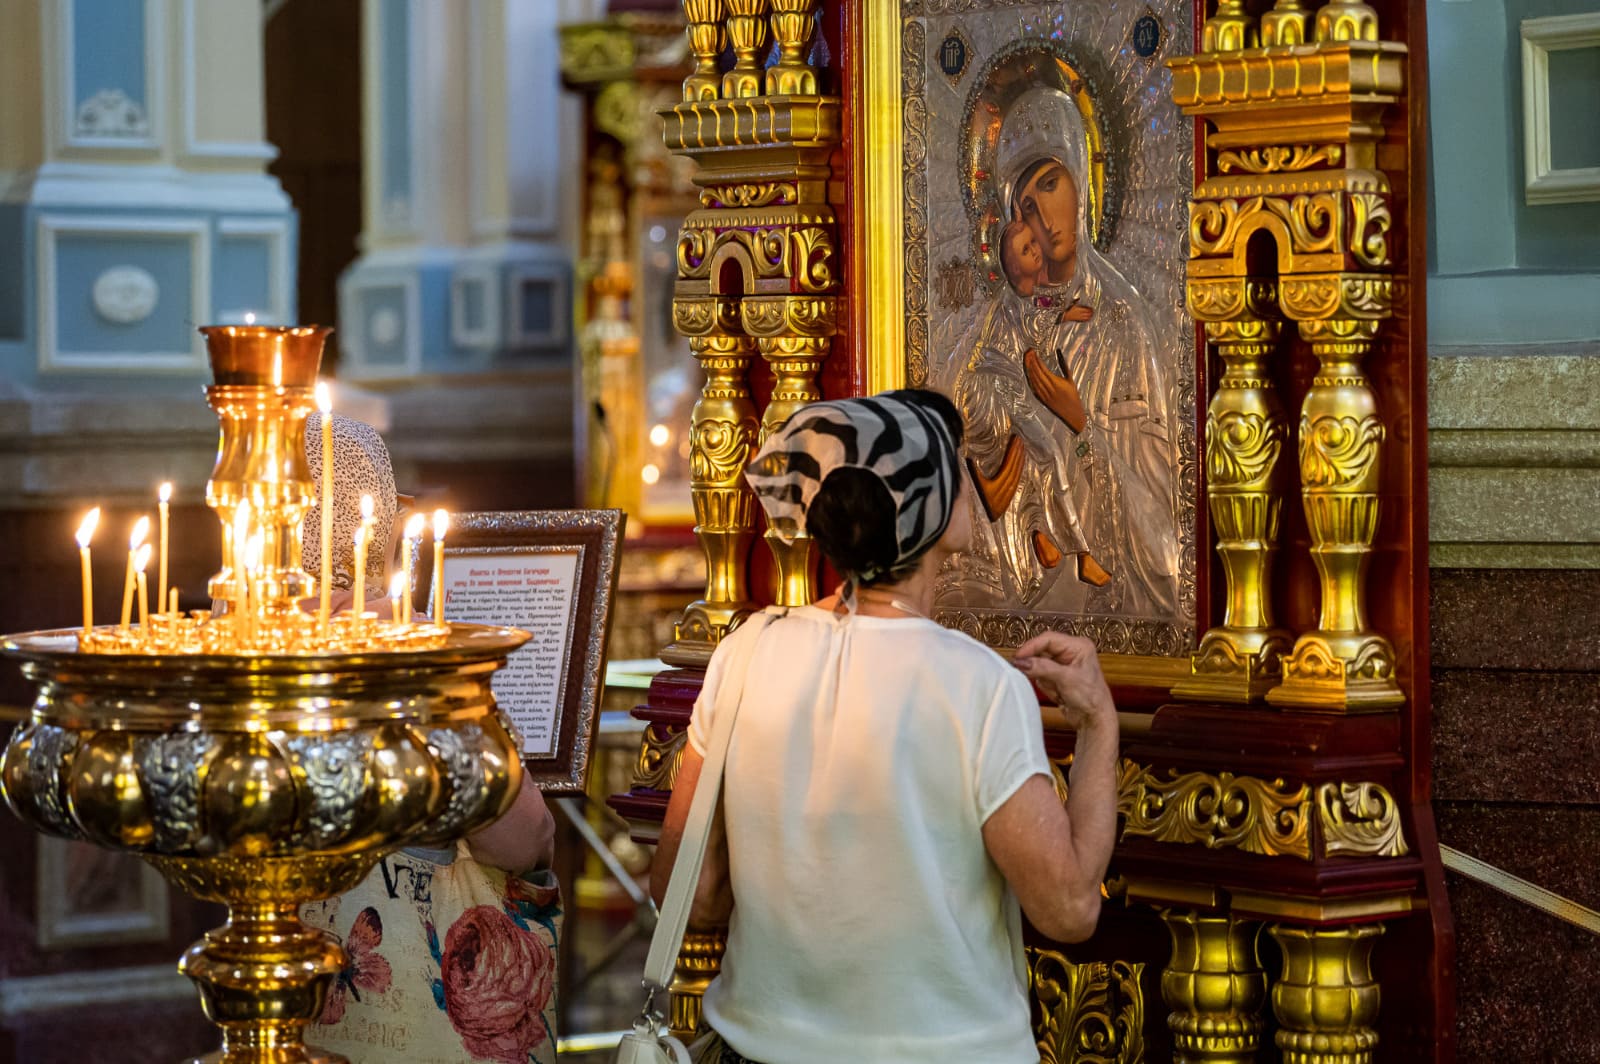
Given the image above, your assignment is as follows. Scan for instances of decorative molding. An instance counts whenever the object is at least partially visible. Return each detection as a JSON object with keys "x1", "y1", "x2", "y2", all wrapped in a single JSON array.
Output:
[
  {"x1": 450, "y1": 264, "x2": 500, "y2": 348},
  {"x1": 1118, "y1": 759, "x2": 1313, "y2": 859},
  {"x1": 180, "y1": 0, "x2": 279, "y2": 163},
  {"x1": 74, "y1": 90, "x2": 150, "y2": 140},
  {"x1": 1029, "y1": 949, "x2": 1146, "y2": 1064},
  {"x1": 1318, "y1": 781, "x2": 1410, "y2": 858},
  {"x1": 217, "y1": 215, "x2": 293, "y2": 325},
  {"x1": 339, "y1": 271, "x2": 422, "y2": 380},
  {"x1": 36, "y1": 213, "x2": 210, "y2": 375},
  {"x1": 58, "y1": 0, "x2": 165, "y2": 153},
  {"x1": 0, "y1": 964, "x2": 192, "y2": 1020},
  {"x1": 505, "y1": 261, "x2": 571, "y2": 349},
  {"x1": 91, "y1": 266, "x2": 160, "y2": 325},
  {"x1": 1521, "y1": 13, "x2": 1600, "y2": 205}
]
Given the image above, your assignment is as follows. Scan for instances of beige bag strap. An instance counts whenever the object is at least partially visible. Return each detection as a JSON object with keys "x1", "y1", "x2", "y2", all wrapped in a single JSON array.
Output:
[{"x1": 643, "y1": 609, "x2": 779, "y2": 990}]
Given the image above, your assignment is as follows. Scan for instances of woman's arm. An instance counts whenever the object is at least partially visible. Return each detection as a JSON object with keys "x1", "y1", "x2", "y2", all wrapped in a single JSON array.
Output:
[
  {"x1": 650, "y1": 745, "x2": 733, "y2": 926},
  {"x1": 466, "y1": 774, "x2": 555, "y2": 876}
]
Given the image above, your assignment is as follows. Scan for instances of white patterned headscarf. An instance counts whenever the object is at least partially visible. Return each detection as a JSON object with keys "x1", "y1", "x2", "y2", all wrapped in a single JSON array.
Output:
[
  {"x1": 746, "y1": 393, "x2": 960, "y2": 583},
  {"x1": 303, "y1": 413, "x2": 397, "y2": 590}
]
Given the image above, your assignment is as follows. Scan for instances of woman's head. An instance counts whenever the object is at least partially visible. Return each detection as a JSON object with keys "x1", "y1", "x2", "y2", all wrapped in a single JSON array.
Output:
[
  {"x1": 303, "y1": 413, "x2": 397, "y2": 588},
  {"x1": 747, "y1": 390, "x2": 966, "y2": 587},
  {"x1": 996, "y1": 85, "x2": 1094, "y2": 284}
]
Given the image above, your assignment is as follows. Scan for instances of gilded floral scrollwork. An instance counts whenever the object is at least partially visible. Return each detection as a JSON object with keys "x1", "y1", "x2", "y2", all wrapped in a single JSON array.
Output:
[
  {"x1": 790, "y1": 227, "x2": 836, "y2": 292},
  {"x1": 1030, "y1": 949, "x2": 1146, "y2": 1064},
  {"x1": 1208, "y1": 411, "x2": 1285, "y2": 489},
  {"x1": 1119, "y1": 759, "x2": 1313, "y2": 859},
  {"x1": 1299, "y1": 413, "x2": 1384, "y2": 488},
  {"x1": 633, "y1": 722, "x2": 688, "y2": 791},
  {"x1": 1349, "y1": 192, "x2": 1391, "y2": 268},
  {"x1": 1191, "y1": 194, "x2": 1340, "y2": 261},
  {"x1": 700, "y1": 182, "x2": 799, "y2": 209},
  {"x1": 1217, "y1": 144, "x2": 1343, "y2": 174},
  {"x1": 1318, "y1": 781, "x2": 1409, "y2": 857}
]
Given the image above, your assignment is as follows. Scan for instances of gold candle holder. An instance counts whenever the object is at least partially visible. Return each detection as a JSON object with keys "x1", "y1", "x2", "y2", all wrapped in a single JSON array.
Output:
[{"x1": 1, "y1": 325, "x2": 529, "y2": 1064}]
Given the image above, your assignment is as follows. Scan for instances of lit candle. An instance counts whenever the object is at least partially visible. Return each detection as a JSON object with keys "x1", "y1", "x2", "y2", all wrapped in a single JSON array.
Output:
[
  {"x1": 401, "y1": 512, "x2": 425, "y2": 617},
  {"x1": 352, "y1": 525, "x2": 370, "y2": 627},
  {"x1": 134, "y1": 543, "x2": 152, "y2": 630},
  {"x1": 120, "y1": 516, "x2": 151, "y2": 632},
  {"x1": 241, "y1": 531, "x2": 261, "y2": 647},
  {"x1": 169, "y1": 588, "x2": 179, "y2": 616},
  {"x1": 75, "y1": 508, "x2": 100, "y2": 634},
  {"x1": 157, "y1": 482, "x2": 172, "y2": 617},
  {"x1": 233, "y1": 504, "x2": 251, "y2": 642},
  {"x1": 432, "y1": 509, "x2": 449, "y2": 627},
  {"x1": 315, "y1": 382, "x2": 333, "y2": 632},
  {"x1": 389, "y1": 572, "x2": 405, "y2": 624}
]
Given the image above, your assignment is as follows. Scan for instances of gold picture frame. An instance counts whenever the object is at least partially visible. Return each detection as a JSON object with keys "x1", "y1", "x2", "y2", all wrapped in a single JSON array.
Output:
[{"x1": 851, "y1": 0, "x2": 1199, "y2": 699}]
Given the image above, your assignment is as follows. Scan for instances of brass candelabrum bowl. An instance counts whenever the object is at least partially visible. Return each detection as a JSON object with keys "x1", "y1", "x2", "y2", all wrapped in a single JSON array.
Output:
[
  {"x1": 0, "y1": 324, "x2": 532, "y2": 1064},
  {"x1": 2, "y1": 624, "x2": 529, "y2": 1064}
]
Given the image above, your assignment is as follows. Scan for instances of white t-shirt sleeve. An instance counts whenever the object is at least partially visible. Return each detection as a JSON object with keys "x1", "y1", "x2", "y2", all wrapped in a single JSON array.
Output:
[
  {"x1": 686, "y1": 624, "x2": 741, "y2": 757},
  {"x1": 973, "y1": 667, "x2": 1052, "y2": 825}
]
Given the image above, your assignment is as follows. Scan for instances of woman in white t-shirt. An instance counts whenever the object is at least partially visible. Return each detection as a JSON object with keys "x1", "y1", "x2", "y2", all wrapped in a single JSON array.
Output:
[{"x1": 651, "y1": 390, "x2": 1122, "y2": 1064}]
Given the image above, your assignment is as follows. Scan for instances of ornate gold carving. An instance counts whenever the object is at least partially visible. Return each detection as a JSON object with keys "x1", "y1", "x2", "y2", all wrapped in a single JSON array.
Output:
[
  {"x1": 1349, "y1": 192, "x2": 1391, "y2": 268},
  {"x1": 1175, "y1": 318, "x2": 1291, "y2": 703},
  {"x1": 1119, "y1": 760, "x2": 1313, "y2": 859},
  {"x1": 1186, "y1": 277, "x2": 1276, "y2": 322},
  {"x1": 721, "y1": 0, "x2": 770, "y2": 100},
  {"x1": 699, "y1": 181, "x2": 799, "y2": 209},
  {"x1": 1269, "y1": 924, "x2": 1384, "y2": 1064},
  {"x1": 559, "y1": 23, "x2": 636, "y2": 85},
  {"x1": 672, "y1": 295, "x2": 741, "y2": 337},
  {"x1": 1270, "y1": 319, "x2": 1402, "y2": 711},
  {"x1": 1279, "y1": 275, "x2": 1392, "y2": 320},
  {"x1": 759, "y1": 336, "x2": 827, "y2": 607},
  {"x1": 681, "y1": 0, "x2": 725, "y2": 102},
  {"x1": 1169, "y1": 43, "x2": 1406, "y2": 110},
  {"x1": 1318, "y1": 781, "x2": 1409, "y2": 858},
  {"x1": 1315, "y1": 0, "x2": 1381, "y2": 43},
  {"x1": 766, "y1": 0, "x2": 820, "y2": 96},
  {"x1": 1160, "y1": 911, "x2": 1266, "y2": 1063},
  {"x1": 1216, "y1": 145, "x2": 1341, "y2": 175},
  {"x1": 738, "y1": 294, "x2": 837, "y2": 338},
  {"x1": 633, "y1": 722, "x2": 688, "y2": 791},
  {"x1": 1202, "y1": 0, "x2": 1258, "y2": 53},
  {"x1": 1191, "y1": 194, "x2": 1340, "y2": 262},
  {"x1": 1029, "y1": 949, "x2": 1146, "y2": 1064},
  {"x1": 660, "y1": 96, "x2": 842, "y2": 154},
  {"x1": 669, "y1": 928, "x2": 727, "y2": 1039},
  {"x1": 666, "y1": 336, "x2": 759, "y2": 664},
  {"x1": 1260, "y1": 0, "x2": 1310, "y2": 46}
]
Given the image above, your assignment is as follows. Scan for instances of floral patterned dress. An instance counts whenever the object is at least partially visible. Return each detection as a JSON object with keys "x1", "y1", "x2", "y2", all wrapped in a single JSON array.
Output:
[{"x1": 302, "y1": 841, "x2": 561, "y2": 1064}]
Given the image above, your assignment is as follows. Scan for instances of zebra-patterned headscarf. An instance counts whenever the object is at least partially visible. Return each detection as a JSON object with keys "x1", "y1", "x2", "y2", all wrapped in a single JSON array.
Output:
[{"x1": 746, "y1": 394, "x2": 960, "y2": 582}]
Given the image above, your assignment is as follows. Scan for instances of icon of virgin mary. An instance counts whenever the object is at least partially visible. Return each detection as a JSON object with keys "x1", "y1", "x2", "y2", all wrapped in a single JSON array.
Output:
[{"x1": 950, "y1": 84, "x2": 1180, "y2": 618}]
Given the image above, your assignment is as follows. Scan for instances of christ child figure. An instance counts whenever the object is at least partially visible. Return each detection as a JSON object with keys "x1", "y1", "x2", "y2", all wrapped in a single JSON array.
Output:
[{"x1": 1000, "y1": 220, "x2": 1045, "y2": 297}]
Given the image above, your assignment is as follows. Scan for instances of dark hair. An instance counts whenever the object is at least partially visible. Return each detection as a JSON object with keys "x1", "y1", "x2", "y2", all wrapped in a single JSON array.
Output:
[{"x1": 805, "y1": 390, "x2": 965, "y2": 587}]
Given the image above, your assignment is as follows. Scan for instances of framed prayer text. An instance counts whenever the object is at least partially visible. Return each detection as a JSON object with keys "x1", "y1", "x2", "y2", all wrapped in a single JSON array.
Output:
[
  {"x1": 424, "y1": 509, "x2": 625, "y2": 793},
  {"x1": 853, "y1": 0, "x2": 1198, "y2": 689}
]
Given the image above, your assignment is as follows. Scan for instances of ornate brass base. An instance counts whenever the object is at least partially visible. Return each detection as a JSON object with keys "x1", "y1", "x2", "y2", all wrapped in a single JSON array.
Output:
[
  {"x1": 669, "y1": 929, "x2": 727, "y2": 1041},
  {"x1": 1269, "y1": 631, "x2": 1405, "y2": 711},
  {"x1": 1173, "y1": 628, "x2": 1293, "y2": 703},
  {"x1": 1269, "y1": 923, "x2": 1384, "y2": 1064},
  {"x1": 1160, "y1": 910, "x2": 1266, "y2": 1064}
]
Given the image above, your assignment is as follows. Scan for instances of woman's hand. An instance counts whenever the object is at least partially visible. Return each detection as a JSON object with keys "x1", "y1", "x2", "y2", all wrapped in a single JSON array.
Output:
[
  {"x1": 1014, "y1": 632, "x2": 1115, "y2": 731},
  {"x1": 1024, "y1": 348, "x2": 1088, "y2": 433}
]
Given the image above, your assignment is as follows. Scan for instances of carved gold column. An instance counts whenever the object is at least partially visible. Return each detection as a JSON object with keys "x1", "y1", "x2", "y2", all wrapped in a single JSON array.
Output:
[
  {"x1": 666, "y1": 331, "x2": 760, "y2": 662},
  {"x1": 1268, "y1": 923, "x2": 1384, "y2": 1064},
  {"x1": 767, "y1": 0, "x2": 820, "y2": 96},
  {"x1": 1160, "y1": 910, "x2": 1267, "y2": 1063},
  {"x1": 668, "y1": 928, "x2": 727, "y2": 1040},
  {"x1": 721, "y1": 0, "x2": 770, "y2": 99},
  {"x1": 1174, "y1": 313, "x2": 1292, "y2": 703},
  {"x1": 1268, "y1": 317, "x2": 1403, "y2": 711},
  {"x1": 682, "y1": 0, "x2": 724, "y2": 101},
  {"x1": 1202, "y1": 0, "x2": 1257, "y2": 52},
  {"x1": 1260, "y1": 0, "x2": 1309, "y2": 46},
  {"x1": 756, "y1": 334, "x2": 827, "y2": 605}
]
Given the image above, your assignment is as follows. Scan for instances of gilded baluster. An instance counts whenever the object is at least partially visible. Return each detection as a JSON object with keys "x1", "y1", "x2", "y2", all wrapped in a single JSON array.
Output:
[
  {"x1": 1269, "y1": 319, "x2": 1403, "y2": 711},
  {"x1": 669, "y1": 928, "x2": 728, "y2": 1040},
  {"x1": 1313, "y1": 0, "x2": 1380, "y2": 42},
  {"x1": 766, "y1": 0, "x2": 819, "y2": 97},
  {"x1": 1202, "y1": 0, "x2": 1258, "y2": 52},
  {"x1": 1160, "y1": 911, "x2": 1267, "y2": 1064},
  {"x1": 1174, "y1": 319, "x2": 1292, "y2": 704},
  {"x1": 667, "y1": 335, "x2": 760, "y2": 664},
  {"x1": 1260, "y1": 0, "x2": 1310, "y2": 45},
  {"x1": 682, "y1": 0, "x2": 724, "y2": 102},
  {"x1": 1269, "y1": 924, "x2": 1384, "y2": 1064},
  {"x1": 722, "y1": 0, "x2": 771, "y2": 100},
  {"x1": 758, "y1": 335, "x2": 827, "y2": 606}
]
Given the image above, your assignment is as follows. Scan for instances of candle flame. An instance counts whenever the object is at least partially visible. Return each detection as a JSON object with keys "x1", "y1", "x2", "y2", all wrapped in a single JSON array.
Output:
[
  {"x1": 245, "y1": 533, "x2": 263, "y2": 570},
  {"x1": 244, "y1": 311, "x2": 257, "y2": 326},
  {"x1": 133, "y1": 543, "x2": 153, "y2": 573},
  {"x1": 360, "y1": 494, "x2": 374, "y2": 520},
  {"x1": 159, "y1": 482, "x2": 172, "y2": 503},
  {"x1": 389, "y1": 573, "x2": 405, "y2": 600},
  {"x1": 129, "y1": 515, "x2": 150, "y2": 550},
  {"x1": 433, "y1": 509, "x2": 449, "y2": 541},
  {"x1": 404, "y1": 513, "x2": 426, "y2": 541},
  {"x1": 75, "y1": 507, "x2": 100, "y2": 548},
  {"x1": 315, "y1": 381, "x2": 332, "y2": 415}
]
